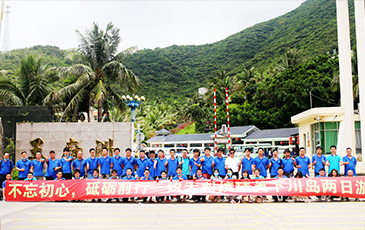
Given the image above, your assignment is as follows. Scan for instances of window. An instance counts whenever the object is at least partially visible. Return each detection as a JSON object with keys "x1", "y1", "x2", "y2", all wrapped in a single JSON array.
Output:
[
  {"x1": 355, "y1": 121, "x2": 362, "y2": 155},
  {"x1": 311, "y1": 122, "x2": 339, "y2": 154}
]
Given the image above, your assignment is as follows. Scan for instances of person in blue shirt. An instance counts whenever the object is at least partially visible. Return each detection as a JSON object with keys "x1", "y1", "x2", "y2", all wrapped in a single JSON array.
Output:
[
  {"x1": 172, "y1": 167, "x2": 188, "y2": 180},
  {"x1": 343, "y1": 147, "x2": 357, "y2": 176},
  {"x1": 281, "y1": 149, "x2": 296, "y2": 178},
  {"x1": 211, "y1": 169, "x2": 222, "y2": 180},
  {"x1": 253, "y1": 148, "x2": 269, "y2": 178},
  {"x1": 178, "y1": 149, "x2": 190, "y2": 177},
  {"x1": 147, "y1": 151, "x2": 157, "y2": 179},
  {"x1": 112, "y1": 148, "x2": 123, "y2": 177},
  {"x1": 136, "y1": 150, "x2": 150, "y2": 178},
  {"x1": 200, "y1": 147, "x2": 214, "y2": 179},
  {"x1": 140, "y1": 169, "x2": 154, "y2": 180},
  {"x1": 315, "y1": 168, "x2": 327, "y2": 177},
  {"x1": 212, "y1": 148, "x2": 226, "y2": 178},
  {"x1": 326, "y1": 145, "x2": 342, "y2": 174},
  {"x1": 60, "y1": 147, "x2": 73, "y2": 180},
  {"x1": 312, "y1": 146, "x2": 326, "y2": 176},
  {"x1": 269, "y1": 149, "x2": 282, "y2": 178},
  {"x1": 240, "y1": 148, "x2": 253, "y2": 177},
  {"x1": 86, "y1": 148, "x2": 99, "y2": 179},
  {"x1": 166, "y1": 149, "x2": 179, "y2": 177},
  {"x1": 106, "y1": 169, "x2": 120, "y2": 203},
  {"x1": 24, "y1": 172, "x2": 37, "y2": 181},
  {"x1": 73, "y1": 169, "x2": 83, "y2": 179},
  {"x1": 0, "y1": 152, "x2": 14, "y2": 188},
  {"x1": 295, "y1": 147, "x2": 311, "y2": 177},
  {"x1": 31, "y1": 152, "x2": 45, "y2": 180},
  {"x1": 121, "y1": 168, "x2": 136, "y2": 203},
  {"x1": 54, "y1": 170, "x2": 66, "y2": 181},
  {"x1": 273, "y1": 167, "x2": 288, "y2": 202},
  {"x1": 99, "y1": 147, "x2": 113, "y2": 179},
  {"x1": 92, "y1": 169, "x2": 101, "y2": 179},
  {"x1": 45, "y1": 150, "x2": 62, "y2": 180},
  {"x1": 122, "y1": 148, "x2": 137, "y2": 177},
  {"x1": 72, "y1": 151, "x2": 87, "y2": 178},
  {"x1": 1, "y1": 173, "x2": 12, "y2": 201},
  {"x1": 157, "y1": 171, "x2": 169, "y2": 203},
  {"x1": 154, "y1": 150, "x2": 167, "y2": 178},
  {"x1": 15, "y1": 151, "x2": 32, "y2": 180},
  {"x1": 189, "y1": 149, "x2": 201, "y2": 177},
  {"x1": 192, "y1": 169, "x2": 207, "y2": 202}
]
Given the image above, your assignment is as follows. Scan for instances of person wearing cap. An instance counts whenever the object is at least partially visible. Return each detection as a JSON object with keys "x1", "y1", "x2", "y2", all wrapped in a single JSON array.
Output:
[
  {"x1": 212, "y1": 148, "x2": 226, "y2": 178},
  {"x1": 343, "y1": 147, "x2": 357, "y2": 176},
  {"x1": 200, "y1": 147, "x2": 214, "y2": 179},
  {"x1": 252, "y1": 148, "x2": 269, "y2": 178},
  {"x1": 312, "y1": 146, "x2": 326, "y2": 176},
  {"x1": 60, "y1": 147, "x2": 73, "y2": 180},
  {"x1": 295, "y1": 147, "x2": 311, "y2": 177},
  {"x1": 281, "y1": 149, "x2": 296, "y2": 178},
  {"x1": 225, "y1": 148, "x2": 241, "y2": 178},
  {"x1": 326, "y1": 145, "x2": 343, "y2": 175},
  {"x1": 240, "y1": 148, "x2": 253, "y2": 177}
]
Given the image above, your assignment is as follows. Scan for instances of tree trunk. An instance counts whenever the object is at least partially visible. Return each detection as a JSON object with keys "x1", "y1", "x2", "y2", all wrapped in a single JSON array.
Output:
[
  {"x1": 97, "y1": 98, "x2": 102, "y2": 122},
  {"x1": 87, "y1": 95, "x2": 91, "y2": 122}
]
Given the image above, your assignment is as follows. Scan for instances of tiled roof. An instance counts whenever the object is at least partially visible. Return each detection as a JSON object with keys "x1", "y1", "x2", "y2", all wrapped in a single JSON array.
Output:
[{"x1": 244, "y1": 127, "x2": 299, "y2": 139}]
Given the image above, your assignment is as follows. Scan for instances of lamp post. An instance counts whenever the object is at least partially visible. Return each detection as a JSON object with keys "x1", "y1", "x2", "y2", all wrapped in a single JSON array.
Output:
[{"x1": 122, "y1": 94, "x2": 145, "y2": 153}]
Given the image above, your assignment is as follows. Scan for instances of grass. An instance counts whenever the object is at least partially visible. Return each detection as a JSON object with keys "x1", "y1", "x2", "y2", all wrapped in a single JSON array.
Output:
[{"x1": 176, "y1": 122, "x2": 196, "y2": 135}]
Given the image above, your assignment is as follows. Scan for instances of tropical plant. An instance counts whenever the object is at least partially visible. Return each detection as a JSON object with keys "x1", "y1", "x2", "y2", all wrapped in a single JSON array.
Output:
[
  {"x1": 51, "y1": 22, "x2": 141, "y2": 122},
  {"x1": 276, "y1": 48, "x2": 305, "y2": 71},
  {"x1": 0, "y1": 54, "x2": 55, "y2": 106}
]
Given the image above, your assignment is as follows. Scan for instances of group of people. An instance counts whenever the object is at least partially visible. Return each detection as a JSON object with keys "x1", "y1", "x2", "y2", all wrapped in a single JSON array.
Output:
[{"x1": 0, "y1": 144, "x2": 359, "y2": 203}]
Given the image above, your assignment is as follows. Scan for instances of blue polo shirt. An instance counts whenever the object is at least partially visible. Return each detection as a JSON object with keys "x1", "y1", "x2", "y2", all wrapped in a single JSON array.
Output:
[
  {"x1": 295, "y1": 156, "x2": 311, "y2": 177},
  {"x1": 72, "y1": 158, "x2": 87, "y2": 176},
  {"x1": 136, "y1": 158, "x2": 150, "y2": 177},
  {"x1": 274, "y1": 175, "x2": 288, "y2": 178},
  {"x1": 86, "y1": 157, "x2": 99, "y2": 174},
  {"x1": 24, "y1": 177, "x2": 37, "y2": 181},
  {"x1": 148, "y1": 159, "x2": 156, "y2": 177},
  {"x1": 45, "y1": 158, "x2": 61, "y2": 178},
  {"x1": 189, "y1": 157, "x2": 201, "y2": 176},
  {"x1": 213, "y1": 156, "x2": 226, "y2": 176},
  {"x1": 140, "y1": 176, "x2": 154, "y2": 180},
  {"x1": 109, "y1": 176, "x2": 119, "y2": 180},
  {"x1": 31, "y1": 159, "x2": 44, "y2": 177},
  {"x1": 253, "y1": 156, "x2": 269, "y2": 177},
  {"x1": 172, "y1": 175, "x2": 188, "y2": 180},
  {"x1": 99, "y1": 156, "x2": 112, "y2": 174},
  {"x1": 122, "y1": 156, "x2": 137, "y2": 176},
  {"x1": 201, "y1": 155, "x2": 214, "y2": 175},
  {"x1": 312, "y1": 154, "x2": 327, "y2": 174},
  {"x1": 180, "y1": 157, "x2": 190, "y2": 176},
  {"x1": 16, "y1": 158, "x2": 32, "y2": 179},
  {"x1": 343, "y1": 155, "x2": 357, "y2": 176},
  {"x1": 241, "y1": 157, "x2": 253, "y2": 175},
  {"x1": 270, "y1": 157, "x2": 282, "y2": 177},
  {"x1": 155, "y1": 158, "x2": 167, "y2": 177},
  {"x1": 122, "y1": 176, "x2": 136, "y2": 180},
  {"x1": 327, "y1": 154, "x2": 342, "y2": 174},
  {"x1": 54, "y1": 177, "x2": 66, "y2": 181},
  {"x1": 112, "y1": 155, "x2": 123, "y2": 176},
  {"x1": 2, "y1": 180, "x2": 9, "y2": 188},
  {"x1": 0, "y1": 159, "x2": 13, "y2": 175},
  {"x1": 315, "y1": 175, "x2": 327, "y2": 177},
  {"x1": 167, "y1": 158, "x2": 179, "y2": 177},
  {"x1": 281, "y1": 157, "x2": 294, "y2": 173},
  {"x1": 60, "y1": 156, "x2": 73, "y2": 174}
]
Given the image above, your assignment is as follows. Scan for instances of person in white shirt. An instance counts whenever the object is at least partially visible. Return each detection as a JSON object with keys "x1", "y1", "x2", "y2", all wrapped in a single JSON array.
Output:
[{"x1": 225, "y1": 148, "x2": 241, "y2": 178}]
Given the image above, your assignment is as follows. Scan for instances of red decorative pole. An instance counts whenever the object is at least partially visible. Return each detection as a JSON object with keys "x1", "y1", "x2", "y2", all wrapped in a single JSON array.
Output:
[
  {"x1": 226, "y1": 87, "x2": 231, "y2": 149},
  {"x1": 214, "y1": 88, "x2": 217, "y2": 155}
]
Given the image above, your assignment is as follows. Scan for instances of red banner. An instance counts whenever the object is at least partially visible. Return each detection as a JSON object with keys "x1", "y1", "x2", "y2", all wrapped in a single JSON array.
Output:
[{"x1": 4, "y1": 177, "x2": 365, "y2": 202}]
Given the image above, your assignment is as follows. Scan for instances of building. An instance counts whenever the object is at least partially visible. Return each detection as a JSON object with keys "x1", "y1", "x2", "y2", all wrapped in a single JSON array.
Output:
[{"x1": 291, "y1": 0, "x2": 365, "y2": 174}]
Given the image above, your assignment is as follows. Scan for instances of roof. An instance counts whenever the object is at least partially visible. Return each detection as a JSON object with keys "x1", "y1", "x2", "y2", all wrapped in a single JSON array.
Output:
[
  {"x1": 147, "y1": 133, "x2": 213, "y2": 143},
  {"x1": 155, "y1": 129, "x2": 171, "y2": 135},
  {"x1": 244, "y1": 127, "x2": 299, "y2": 140},
  {"x1": 226, "y1": 125, "x2": 257, "y2": 135}
]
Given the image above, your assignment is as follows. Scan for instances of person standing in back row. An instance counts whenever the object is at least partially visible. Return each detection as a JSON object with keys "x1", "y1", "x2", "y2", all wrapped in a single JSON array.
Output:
[
  {"x1": 15, "y1": 151, "x2": 32, "y2": 180},
  {"x1": 269, "y1": 149, "x2": 281, "y2": 178},
  {"x1": 99, "y1": 147, "x2": 113, "y2": 179},
  {"x1": 343, "y1": 147, "x2": 357, "y2": 176},
  {"x1": 225, "y1": 148, "x2": 240, "y2": 178},
  {"x1": 166, "y1": 149, "x2": 179, "y2": 177},
  {"x1": 281, "y1": 149, "x2": 296, "y2": 178},
  {"x1": 86, "y1": 148, "x2": 99, "y2": 179},
  {"x1": 312, "y1": 146, "x2": 326, "y2": 176},
  {"x1": 295, "y1": 147, "x2": 311, "y2": 177},
  {"x1": 31, "y1": 151, "x2": 45, "y2": 180},
  {"x1": 252, "y1": 148, "x2": 269, "y2": 178},
  {"x1": 200, "y1": 148, "x2": 214, "y2": 179},
  {"x1": 112, "y1": 148, "x2": 123, "y2": 178},
  {"x1": 45, "y1": 150, "x2": 61, "y2": 180},
  {"x1": 0, "y1": 152, "x2": 14, "y2": 188},
  {"x1": 60, "y1": 148, "x2": 73, "y2": 179},
  {"x1": 212, "y1": 148, "x2": 226, "y2": 178},
  {"x1": 326, "y1": 145, "x2": 342, "y2": 175}
]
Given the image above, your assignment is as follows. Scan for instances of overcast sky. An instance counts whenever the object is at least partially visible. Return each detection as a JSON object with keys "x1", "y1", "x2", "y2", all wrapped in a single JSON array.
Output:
[{"x1": 3, "y1": 0, "x2": 306, "y2": 52}]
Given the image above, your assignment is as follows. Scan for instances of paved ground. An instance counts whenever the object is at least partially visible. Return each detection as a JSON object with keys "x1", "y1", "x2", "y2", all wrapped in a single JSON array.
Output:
[{"x1": 0, "y1": 201, "x2": 365, "y2": 230}]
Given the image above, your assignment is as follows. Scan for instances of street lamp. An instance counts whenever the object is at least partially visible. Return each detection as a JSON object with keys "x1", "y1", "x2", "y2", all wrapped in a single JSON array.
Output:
[{"x1": 122, "y1": 94, "x2": 145, "y2": 152}]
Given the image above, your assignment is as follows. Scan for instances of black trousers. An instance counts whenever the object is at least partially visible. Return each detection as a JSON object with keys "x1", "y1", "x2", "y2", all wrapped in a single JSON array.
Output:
[
  {"x1": 0, "y1": 174, "x2": 6, "y2": 188},
  {"x1": 63, "y1": 173, "x2": 72, "y2": 180},
  {"x1": 45, "y1": 177, "x2": 55, "y2": 180}
]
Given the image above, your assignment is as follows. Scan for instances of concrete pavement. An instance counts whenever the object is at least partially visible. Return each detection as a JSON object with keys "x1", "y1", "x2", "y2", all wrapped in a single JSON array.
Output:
[{"x1": 0, "y1": 201, "x2": 365, "y2": 230}]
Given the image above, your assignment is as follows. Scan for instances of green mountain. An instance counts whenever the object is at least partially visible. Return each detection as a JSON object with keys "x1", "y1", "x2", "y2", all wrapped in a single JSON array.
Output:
[
  {"x1": 123, "y1": 0, "x2": 355, "y2": 100},
  {"x1": 0, "y1": 0, "x2": 355, "y2": 100}
]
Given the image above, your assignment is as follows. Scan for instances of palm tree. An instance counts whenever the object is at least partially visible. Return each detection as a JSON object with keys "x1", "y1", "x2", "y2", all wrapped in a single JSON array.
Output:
[
  {"x1": 53, "y1": 22, "x2": 141, "y2": 122},
  {"x1": 276, "y1": 48, "x2": 304, "y2": 71},
  {"x1": 0, "y1": 55, "x2": 54, "y2": 106},
  {"x1": 206, "y1": 70, "x2": 233, "y2": 105}
]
